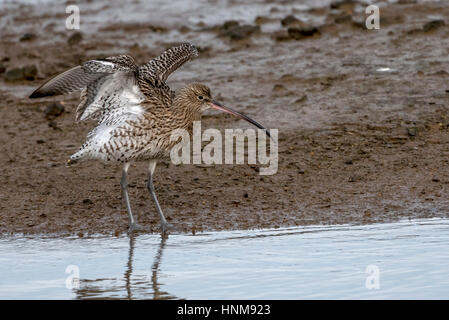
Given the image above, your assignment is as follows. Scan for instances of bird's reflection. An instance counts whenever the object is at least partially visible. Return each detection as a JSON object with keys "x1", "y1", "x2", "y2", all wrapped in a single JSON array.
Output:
[
  {"x1": 150, "y1": 234, "x2": 174, "y2": 299},
  {"x1": 75, "y1": 233, "x2": 176, "y2": 300},
  {"x1": 123, "y1": 235, "x2": 136, "y2": 299}
]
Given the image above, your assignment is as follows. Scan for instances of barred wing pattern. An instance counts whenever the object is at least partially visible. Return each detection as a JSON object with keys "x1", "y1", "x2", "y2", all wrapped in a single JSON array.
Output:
[
  {"x1": 28, "y1": 66, "x2": 105, "y2": 98},
  {"x1": 29, "y1": 55, "x2": 139, "y2": 121},
  {"x1": 138, "y1": 43, "x2": 198, "y2": 82},
  {"x1": 73, "y1": 56, "x2": 139, "y2": 122},
  {"x1": 78, "y1": 70, "x2": 145, "y2": 123},
  {"x1": 29, "y1": 44, "x2": 198, "y2": 122}
]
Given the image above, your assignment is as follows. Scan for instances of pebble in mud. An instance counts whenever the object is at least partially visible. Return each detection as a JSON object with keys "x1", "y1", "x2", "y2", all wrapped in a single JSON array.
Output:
[
  {"x1": 20, "y1": 33, "x2": 36, "y2": 42},
  {"x1": 281, "y1": 15, "x2": 303, "y2": 27},
  {"x1": 67, "y1": 31, "x2": 82, "y2": 45},
  {"x1": 363, "y1": 209, "x2": 372, "y2": 218},
  {"x1": 422, "y1": 20, "x2": 445, "y2": 32},
  {"x1": 273, "y1": 30, "x2": 291, "y2": 42},
  {"x1": 4, "y1": 68, "x2": 23, "y2": 81},
  {"x1": 44, "y1": 102, "x2": 65, "y2": 120},
  {"x1": 22, "y1": 65, "x2": 38, "y2": 80},
  {"x1": 222, "y1": 20, "x2": 239, "y2": 30},
  {"x1": 334, "y1": 14, "x2": 352, "y2": 24},
  {"x1": 272, "y1": 83, "x2": 294, "y2": 97},
  {"x1": 48, "y1": 121, "x2": 61, "y2": 130},
  {"x1": 3, "y1": 65, "x2": 37, "y2": 81},
  {"x1": 330, "y1": 0, "x2": 357, "y2": 13},
  {"x1": 287, "y1": 26, "x2": 320, "y2": 40},
  {"x1": 295, "y1": 94, "x2": 308, "y2": 103},
  {"x1": 275, "y1": 26, "x2": 321, "y2": 41},
  {"x1": 272, "y1": 83, "x2": 286, "y2": 93},
  {"x1": 348, "y1": 175, "x2": 361, "y2": 183},
  {"x1": 220, "y1": 21, "x2": 260, "y2": 40},
  {"x1": 407, "y1": 127, "x2": 417, "y2": 137},
  {"x1": 254, "y1": 16, "x2": 271, "y2": 25},
  {"x1": 408, "y1": 20, "x2": 446, "y2": 35}
]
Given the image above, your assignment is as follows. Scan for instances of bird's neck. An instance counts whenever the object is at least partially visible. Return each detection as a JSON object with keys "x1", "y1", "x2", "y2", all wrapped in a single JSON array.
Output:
[{"x1": 171, "y1": 94, "x2": 202, "y2": 131}]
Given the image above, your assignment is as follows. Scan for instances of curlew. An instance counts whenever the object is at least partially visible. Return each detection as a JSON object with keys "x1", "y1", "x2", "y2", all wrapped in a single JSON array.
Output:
[{"x1": 29, "y1": 43, "x2": 270, "y2": 234}]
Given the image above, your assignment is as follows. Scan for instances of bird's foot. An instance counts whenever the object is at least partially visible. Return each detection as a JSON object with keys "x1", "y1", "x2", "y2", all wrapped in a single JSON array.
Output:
[
  {"x1": 128, "y1": 223, "x2": 147, "y2": 234},
  {"x1": 161, "y1": 221, "x2": 173, "y2": 234}
]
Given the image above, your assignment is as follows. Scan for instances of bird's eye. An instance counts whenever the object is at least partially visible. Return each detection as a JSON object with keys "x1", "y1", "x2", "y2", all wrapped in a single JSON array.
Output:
[{"x1": 198, "y1": 95, "x2": 204, "y2": 100}]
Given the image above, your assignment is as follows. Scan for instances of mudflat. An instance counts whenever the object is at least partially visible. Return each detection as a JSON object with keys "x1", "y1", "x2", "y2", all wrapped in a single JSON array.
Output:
[{"x1": 1, "y1": 0, "x2": 449, "y2": 236}]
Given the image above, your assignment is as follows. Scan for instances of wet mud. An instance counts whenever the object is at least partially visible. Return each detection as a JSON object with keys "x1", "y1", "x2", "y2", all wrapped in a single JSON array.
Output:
[{"x1": 1, "y1": 0, "x2": 449, "y2": 235}]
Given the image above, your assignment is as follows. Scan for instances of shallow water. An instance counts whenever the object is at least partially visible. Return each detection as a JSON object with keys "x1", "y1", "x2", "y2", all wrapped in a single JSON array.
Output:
[{"x1": 1, "y1": 218, "x2": 448, "y2": 299}]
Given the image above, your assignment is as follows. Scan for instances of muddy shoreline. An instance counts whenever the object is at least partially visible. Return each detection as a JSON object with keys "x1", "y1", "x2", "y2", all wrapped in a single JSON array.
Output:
[{"x1": 1, "y1": 0, "x2": 449, "y2": 236}]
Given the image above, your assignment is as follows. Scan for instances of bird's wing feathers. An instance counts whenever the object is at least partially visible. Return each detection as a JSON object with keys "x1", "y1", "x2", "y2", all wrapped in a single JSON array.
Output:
[
  {"x1": 76, "y1": 56, "x2": 143, "y2": 122},
  {"x1": 29, "y1": 55, "x2": 142, "y2": 122},
  {"x1": 28, "y1": 66, "x2": 105, "y2": 98},
  {"x1": 82, "y1": 55, "x2": 137, "y2": 73},
  {"x1": 138, "y1": 43, "x2": 198, "y2": 82},
  {"x1": 29, "y1": 55, "x2": 137, "y2": 99},
  {"x1": 29, "y1": 44, "x2": 197, "y2": 123},
  {"x1": 135, "y1": 43, "x2": 197, "y2": 106},
  {"x1": 77, "y1": 71, "x2": 146, "y2": 123}
]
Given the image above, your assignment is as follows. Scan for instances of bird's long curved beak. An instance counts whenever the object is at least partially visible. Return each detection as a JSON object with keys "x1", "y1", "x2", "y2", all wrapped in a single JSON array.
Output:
[{"x1": 210, "y1": 100, "x2": 271, "y2": 138}]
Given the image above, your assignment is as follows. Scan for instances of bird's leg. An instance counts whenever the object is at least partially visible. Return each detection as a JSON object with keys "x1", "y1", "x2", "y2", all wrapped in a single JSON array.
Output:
[
  {"x1": 147, "y1": 160, "x2": 171, "y2": 234},
  {"x1": 121, "y1": 163, "x2": 145, "y2": 234}
]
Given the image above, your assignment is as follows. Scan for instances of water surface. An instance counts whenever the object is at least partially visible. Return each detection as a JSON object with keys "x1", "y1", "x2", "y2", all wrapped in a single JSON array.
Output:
[{"x1": 1, "y1": 218, "x2": 448, "y2": 299}]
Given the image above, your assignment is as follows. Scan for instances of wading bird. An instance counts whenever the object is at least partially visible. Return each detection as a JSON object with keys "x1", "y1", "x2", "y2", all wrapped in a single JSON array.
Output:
[{"x1": 30, "y1": 43, "x2": 270, "y2": 234}]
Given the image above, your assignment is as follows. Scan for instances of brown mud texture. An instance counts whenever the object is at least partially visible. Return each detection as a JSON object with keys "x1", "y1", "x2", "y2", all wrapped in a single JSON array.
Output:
[{"x1": 1, "y1": 0, "x2": 449, "y2": 236}]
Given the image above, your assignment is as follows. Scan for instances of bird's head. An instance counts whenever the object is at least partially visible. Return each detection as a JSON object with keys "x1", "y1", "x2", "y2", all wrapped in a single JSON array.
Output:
[
  {"x1": 180, "y1": 83, "x2": 214, "y2": 112},
  {"x1": 179, "y1": 83, "x2": 271, "y2": 138}
]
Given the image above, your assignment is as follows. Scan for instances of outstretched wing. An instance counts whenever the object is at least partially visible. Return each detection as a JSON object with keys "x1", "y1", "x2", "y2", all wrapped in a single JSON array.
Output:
[
  {"x1": 78, "y1": 70, "x2": 146, "y2": 123},
  {"x1": 29, "y1": 44, "x2": 198, "y2": 123},
  {"x1": 138, "y1": 43, "x2": 198, "y2": 82},
  {"x1": 28, "y1": 66, "x2": 105, "y2": 98},
  {"x1": 29, "y1": 55, "x2": 137, "y2": 98},
  {"x1": 29, "y1": 55, "x2": 142, "y2": 122}
]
